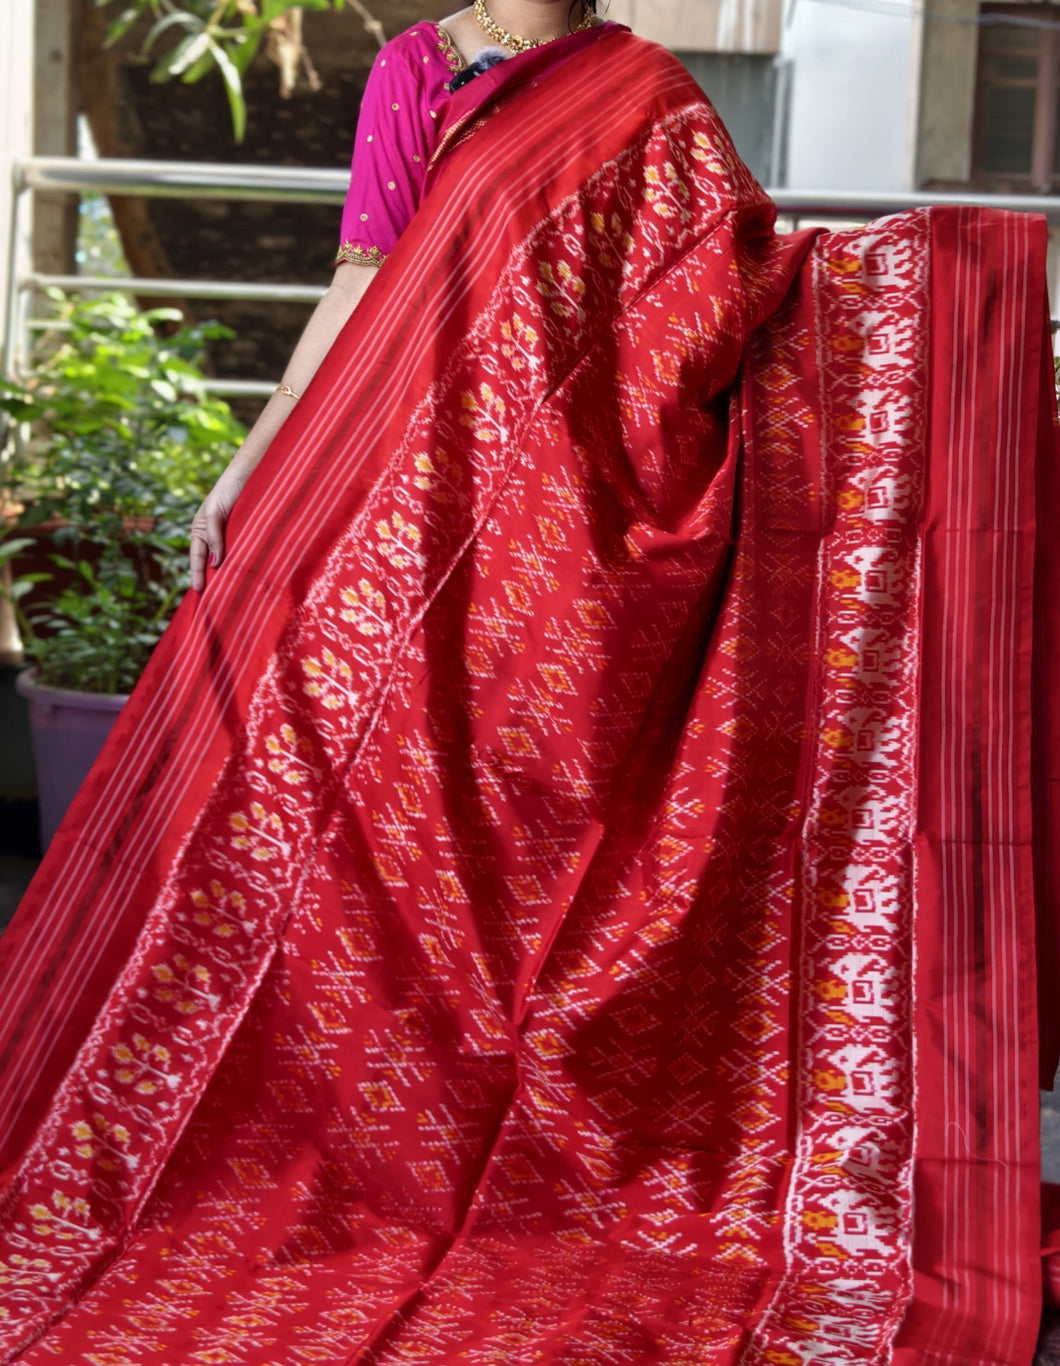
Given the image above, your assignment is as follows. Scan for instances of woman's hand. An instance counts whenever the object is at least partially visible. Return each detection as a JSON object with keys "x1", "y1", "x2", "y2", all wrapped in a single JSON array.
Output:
[{"x1": 189, "y1": 468, "x2": 248, "y2": 593}]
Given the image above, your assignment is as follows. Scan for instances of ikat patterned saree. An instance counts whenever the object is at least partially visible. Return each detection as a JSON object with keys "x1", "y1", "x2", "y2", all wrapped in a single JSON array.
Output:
[{"x1": 0, "y1": 26, "x2": 1057, "y2": 1366}]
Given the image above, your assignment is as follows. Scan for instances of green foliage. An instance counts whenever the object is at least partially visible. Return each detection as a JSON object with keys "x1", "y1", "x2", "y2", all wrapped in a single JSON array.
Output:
[
  {"x1": 95, "y1": 0, "x2": 345, "y2": 141},
  {"x1": 77, "y1": 191, "x2": 132, "y2": 278},
  {"x1": 0, "y1": 289, "x2": 245, "y2": 694}
]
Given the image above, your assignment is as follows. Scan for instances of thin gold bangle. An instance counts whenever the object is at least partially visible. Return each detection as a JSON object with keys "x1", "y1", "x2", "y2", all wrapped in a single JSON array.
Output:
[{"x1": 274, "y1": 383, "x2": 301, "y2": 401}]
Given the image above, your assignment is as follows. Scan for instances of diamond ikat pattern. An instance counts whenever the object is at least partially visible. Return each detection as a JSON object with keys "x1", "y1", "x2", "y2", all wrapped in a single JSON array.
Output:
[{"x1": 0, "y1": 95, "x2": 932, "y2": 1366}]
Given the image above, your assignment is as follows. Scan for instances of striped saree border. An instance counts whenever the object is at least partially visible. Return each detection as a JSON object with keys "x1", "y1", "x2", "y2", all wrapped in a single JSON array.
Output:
[{"x1": 893, "y1": 207, "x2": 1048, "y2": 1365}]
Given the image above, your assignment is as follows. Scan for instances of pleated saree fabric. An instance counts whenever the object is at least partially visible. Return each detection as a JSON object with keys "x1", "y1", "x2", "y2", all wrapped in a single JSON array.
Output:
[{"x1": 0, "y1": 26, "x2": 1057, "y2": 1366}]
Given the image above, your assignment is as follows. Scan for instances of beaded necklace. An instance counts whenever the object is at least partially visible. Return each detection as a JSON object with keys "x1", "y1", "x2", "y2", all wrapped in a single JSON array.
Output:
[{"x1": 472, "y1": 0, "x2": 593, "y2": 55}]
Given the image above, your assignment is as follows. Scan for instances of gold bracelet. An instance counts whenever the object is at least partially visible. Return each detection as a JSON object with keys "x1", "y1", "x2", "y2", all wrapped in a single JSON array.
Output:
[{"x1": 274, "y1": 383, "x2": 302, "y2": 401}]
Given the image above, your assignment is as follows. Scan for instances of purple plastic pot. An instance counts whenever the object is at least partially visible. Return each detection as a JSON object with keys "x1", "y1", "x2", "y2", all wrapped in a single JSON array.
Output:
[{"x1": 15, "y1": 669, "x2": 127, "y2": 849}]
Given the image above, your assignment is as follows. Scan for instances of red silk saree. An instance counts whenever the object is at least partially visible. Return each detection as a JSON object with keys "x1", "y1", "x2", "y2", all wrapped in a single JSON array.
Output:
[{"x1": 0, "y1": 25, "x2": 1057, "y2": 1365}]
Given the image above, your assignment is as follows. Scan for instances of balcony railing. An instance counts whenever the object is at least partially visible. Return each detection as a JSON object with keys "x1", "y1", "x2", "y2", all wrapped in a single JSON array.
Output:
[{"x1": 8, "y1": 155, "x2": 1060, "y2": 397}]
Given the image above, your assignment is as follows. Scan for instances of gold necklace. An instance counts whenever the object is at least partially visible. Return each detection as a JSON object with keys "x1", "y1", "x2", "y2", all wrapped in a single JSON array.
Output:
[{"x1": 473, "y1": 0, "x2": 593, "y2": 55}]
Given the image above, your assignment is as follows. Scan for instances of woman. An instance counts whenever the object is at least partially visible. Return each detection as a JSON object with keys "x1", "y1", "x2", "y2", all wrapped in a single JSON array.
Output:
[
  {"x1": 0, "y1": 2, "x2": 1057, "y2": 1363},
  {"x1": 187, "y1": 1, "x2": 620, "y2": 595}
]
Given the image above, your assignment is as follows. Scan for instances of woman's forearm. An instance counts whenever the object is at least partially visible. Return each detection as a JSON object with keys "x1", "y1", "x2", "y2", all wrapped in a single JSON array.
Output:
[
  {"x1": 188, "y1": 263, "x2": 380, "y2": 592},
  {"x1": 223, "y1": 262, "x2": 379, "y2": 486}
]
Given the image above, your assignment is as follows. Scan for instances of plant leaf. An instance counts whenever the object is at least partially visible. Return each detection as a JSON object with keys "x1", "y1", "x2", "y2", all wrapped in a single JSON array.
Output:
[
  {"x1": 142, "y1": 9, "x2": 201, "y2": 54},
  {"x1": 0, "y1": 538, "x2": 35, "y2": 560},
  {"x1": 103, "y1": 3, "x2": 146, "y2": 48},
  {"x1": 209, "y1": 37, "x2": 247, "y2": 142},
  {"x1": 161, "y1": 29, "x2": 212, "y2": 77}
]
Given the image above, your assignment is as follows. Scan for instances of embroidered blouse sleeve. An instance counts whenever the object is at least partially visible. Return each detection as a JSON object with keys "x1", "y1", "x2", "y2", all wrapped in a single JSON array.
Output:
[{"x1": 336, "y1": 40, "x2": 434, "y2": 267}]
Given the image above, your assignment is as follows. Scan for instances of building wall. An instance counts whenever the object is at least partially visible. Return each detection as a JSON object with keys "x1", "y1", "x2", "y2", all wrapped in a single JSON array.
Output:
[
  {"x1": 33, "y1": 0, "x2": 80, "y2": 274},
  {"x1": 0, "y1": 0, "x2": 35, "y2": 373},
  {"x1": 915, "y1": 0, "x2": 979, "y2": 185},
  {"x1": 781, "y1": 4, "x2": 918, "y2": 190},
  {"x1": 606, "y1": 0, "x2": 782, "y2": 54}
]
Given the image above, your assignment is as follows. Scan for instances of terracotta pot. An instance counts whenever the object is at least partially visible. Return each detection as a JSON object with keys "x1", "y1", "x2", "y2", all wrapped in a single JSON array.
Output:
[{"x1": 15, "y1": 669, "x2": 127, "y2": 849}]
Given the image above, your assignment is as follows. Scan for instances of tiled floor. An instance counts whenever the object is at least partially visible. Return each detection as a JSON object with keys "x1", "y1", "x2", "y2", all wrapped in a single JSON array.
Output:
[{"x1": 1, "y1": 856, "x2": 1058, "y2": 1353}]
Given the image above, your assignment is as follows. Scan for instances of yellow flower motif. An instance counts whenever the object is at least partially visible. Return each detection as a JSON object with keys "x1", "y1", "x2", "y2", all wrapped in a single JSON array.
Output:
[
  {"x1": 71, "y1": 1121, "x2": 93, "y2": 1142},
  {"x1": 111, "y1": 1043, "x2": 133, "y2": 1064},
  {"x1": 229, "y1": 812, "x2": 249, "y2": 832}
]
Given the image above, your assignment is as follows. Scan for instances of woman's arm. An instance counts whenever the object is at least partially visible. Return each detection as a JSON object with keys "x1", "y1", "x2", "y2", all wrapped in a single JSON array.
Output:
[{"x1": 188, "y1": 260, "x2": 378, "y2": 593}]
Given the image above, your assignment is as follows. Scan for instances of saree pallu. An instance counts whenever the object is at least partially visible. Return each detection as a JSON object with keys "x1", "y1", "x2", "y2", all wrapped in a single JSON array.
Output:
[{"x1": 0, "y1": 26, "x2": 1056, "y2": 1366}]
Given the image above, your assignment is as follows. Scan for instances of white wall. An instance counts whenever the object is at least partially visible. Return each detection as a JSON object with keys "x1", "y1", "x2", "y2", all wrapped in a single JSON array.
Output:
[
  {"x1": 781, "y1": 2, "x2": 917, "y2": 191},
  {"x1": 0, "y1": 0, "x2": 35, "y2": 371}
]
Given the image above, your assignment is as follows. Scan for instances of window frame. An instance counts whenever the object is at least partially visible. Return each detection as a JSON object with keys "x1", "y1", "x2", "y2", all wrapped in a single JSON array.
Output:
[{"x1": 974, "y1": 4, "x2": 1060, "y2": 191}]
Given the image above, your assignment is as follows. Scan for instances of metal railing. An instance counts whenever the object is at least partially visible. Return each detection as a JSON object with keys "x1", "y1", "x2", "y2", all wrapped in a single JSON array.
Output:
[{"x1": 8, "y1": 155, "x2": 1060, "y2": 397}]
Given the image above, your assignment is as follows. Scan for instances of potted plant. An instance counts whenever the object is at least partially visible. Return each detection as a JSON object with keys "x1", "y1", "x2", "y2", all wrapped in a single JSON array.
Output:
[{"x1": 0, "y1": 288, "x2": 245, "y2": 847}]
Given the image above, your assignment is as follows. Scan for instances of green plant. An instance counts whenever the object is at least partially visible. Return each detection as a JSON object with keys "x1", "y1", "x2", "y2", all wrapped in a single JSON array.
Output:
[
  {"x1": 0, "y1": 289, "x2": 245, "y2": 694},
  {"x1": 96, "y1": 0, "x2": 385, "y2": 141}
]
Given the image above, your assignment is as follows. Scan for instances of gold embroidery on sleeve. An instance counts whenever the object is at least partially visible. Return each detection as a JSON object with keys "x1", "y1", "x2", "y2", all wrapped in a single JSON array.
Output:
[
  {"x1": 435, "y1": 24, "x2": 464, "y2": 76},
  {"x1": 335, "y1": 242, "x2": 388, "y2": 267}
]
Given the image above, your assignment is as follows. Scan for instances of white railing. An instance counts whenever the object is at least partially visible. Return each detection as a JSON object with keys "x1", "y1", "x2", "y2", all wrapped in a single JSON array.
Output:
[{"x1": 8, "y1": 155, "x2": 1060, "y2": 396}]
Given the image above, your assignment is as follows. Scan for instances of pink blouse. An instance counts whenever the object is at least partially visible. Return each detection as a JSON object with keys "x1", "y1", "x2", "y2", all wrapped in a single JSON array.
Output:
[{"x1": 335, "y1": 23, "x2": 464, "y2": 267}]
